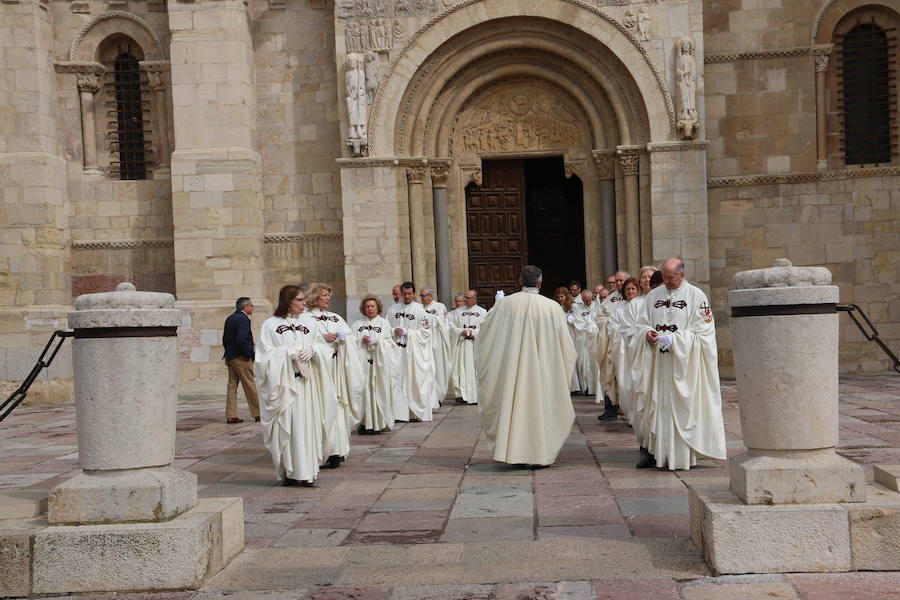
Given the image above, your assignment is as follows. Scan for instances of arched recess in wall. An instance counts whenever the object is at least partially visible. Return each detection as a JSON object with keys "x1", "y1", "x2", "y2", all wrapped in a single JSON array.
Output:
[{"x1": 814, "y1": 1, "x2": 900, "y2": 168}]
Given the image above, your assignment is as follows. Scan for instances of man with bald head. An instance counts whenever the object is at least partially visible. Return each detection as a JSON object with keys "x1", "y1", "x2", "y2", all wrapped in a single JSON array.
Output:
[
  {"x1": 448, "y1": 289, "x2": 487, "y2": 404},
  {"x1": 634, "y1": 258, "x2": 726, "y2": 470},
  {"x1": 595, "y1": 269, "x2": 630, "y2": 420}
]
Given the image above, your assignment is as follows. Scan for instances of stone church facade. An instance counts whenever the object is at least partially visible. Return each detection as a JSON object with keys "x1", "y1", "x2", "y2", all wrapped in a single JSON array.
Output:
[{"x1": 1, "y1": 0, "x2": 898, "y2": 400}]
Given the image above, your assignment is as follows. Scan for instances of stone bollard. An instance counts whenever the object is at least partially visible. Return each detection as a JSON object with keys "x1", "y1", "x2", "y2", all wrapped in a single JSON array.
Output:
[
  {"x1": 728, "y1": 258, "x2": 865, "y2": 505},
  {"x1": 48, "y1": 282, "x2": 197, "y2": 524}
]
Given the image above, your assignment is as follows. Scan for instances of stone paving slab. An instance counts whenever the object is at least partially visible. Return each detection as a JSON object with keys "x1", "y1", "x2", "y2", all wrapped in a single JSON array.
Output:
[{"x1": 3, "y1": 374, "x2": 900, "y2": 598}]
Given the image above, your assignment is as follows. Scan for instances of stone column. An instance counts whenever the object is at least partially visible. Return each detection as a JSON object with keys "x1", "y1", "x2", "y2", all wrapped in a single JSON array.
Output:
[
  {"x1": 618, "y1": 149, "x2": 641, "y2": 275},
  {"x1": 0, "y1": 0, "x2": 71, "y2": 403},
  {"x1": 814, "y1": 46, "x2": 832, "y2": 171},
  {"x1": 49, "y1": 282, "x2": 197, "y2": 524},
  {"x1": 728, "y1": 259, "x2": 865, "y2": 505},
  {"x1": 168, "y1": 0, "x2": 267, "y2": 380},
  {"x1": 143, "y1": 61, "x2": 171, "y2": 177},
  {"x1": 593, "y1": 152, "x2": 617, "y2": 276},
  {"x1": 76, "y1": 70, "x2": 103, "y2": 177},
  {"x1": 407, "y1": 165, "x2": 428, "y2": 287},
  {"x1": 431, "y1": 165, "x2": 452, "y2": 304}
]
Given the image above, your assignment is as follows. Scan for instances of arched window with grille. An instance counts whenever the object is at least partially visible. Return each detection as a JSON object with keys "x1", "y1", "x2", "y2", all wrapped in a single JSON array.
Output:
[
  {"x1": 835, "y1": 15, "x2": 898, "y2": 166},
  {"x1": 98, "y1": 36, "x2": 152, "y2": 180}
]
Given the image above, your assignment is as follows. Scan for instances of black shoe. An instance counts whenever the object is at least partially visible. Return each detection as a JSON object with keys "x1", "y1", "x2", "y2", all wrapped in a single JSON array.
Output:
[
  {"x1": 636, "y1": 453, "x2": 657, "y2": 469},
  {"x1": 301, "y1": 480, "x2": 316, "y2": 487},
  {"x1": 323, "y1": 455, "x2": 341, "y2": 469},
  {"x1": 597, "y1": 395, "x2": 617, "y2": 421},
  {"x1": 254, "y1": 416, "x2": 261, "y2": 422},
  {"x1": 282, "y1": 477, "x2": 301, "y2": 486}
]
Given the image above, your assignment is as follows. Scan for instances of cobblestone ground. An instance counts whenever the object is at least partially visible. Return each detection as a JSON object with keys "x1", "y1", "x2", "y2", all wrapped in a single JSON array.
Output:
[{"x1": 2, "y1": 374, "x2": 900, "y2": 599}]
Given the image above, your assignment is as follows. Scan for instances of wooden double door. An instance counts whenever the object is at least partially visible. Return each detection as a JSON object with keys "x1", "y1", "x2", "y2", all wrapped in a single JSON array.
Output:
[{"x1": 465, "y1": 157, "x2": 585, "y2": 307}]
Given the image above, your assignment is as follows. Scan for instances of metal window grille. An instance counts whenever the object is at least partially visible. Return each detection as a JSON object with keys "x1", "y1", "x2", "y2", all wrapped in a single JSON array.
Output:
[
  {"x1": 104, "y1": 45, "x2": 152, "y2": 180},
  {"x1": 836, "y1": 21, "x2": 898, "y2": 166}
]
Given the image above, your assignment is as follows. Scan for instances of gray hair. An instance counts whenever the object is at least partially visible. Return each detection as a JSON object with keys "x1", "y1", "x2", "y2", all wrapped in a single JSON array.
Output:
[
  {"x1": 454, "y1": 292, "x2": 465, "y2": 301},
  {"x1": 639, "y1": 265, "x2": 657, "y2": 275},
  {"x1": 420, "y1": 286, "x2": 436, "y2": 297},
  {"x1": 235, "y1": 297, "x2": 251, "y2": 311},
  {"x1": 520, "y1": 264, "x2": 543, "y2": 287},
  {"x1": 661, "y1": 258, "x2": 685, "y2": 274}
]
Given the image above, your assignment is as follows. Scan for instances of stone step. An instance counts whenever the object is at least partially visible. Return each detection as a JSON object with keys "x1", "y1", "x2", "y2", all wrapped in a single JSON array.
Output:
[
  {"x1": 873, "y1": 465, "x2": 900, "y2": 492},
  {"x1": 0, "y1": 490, "x2": 47, "y2": 521}
]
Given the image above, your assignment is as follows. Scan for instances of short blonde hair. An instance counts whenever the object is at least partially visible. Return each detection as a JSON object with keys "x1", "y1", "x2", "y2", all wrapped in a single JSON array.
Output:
[
  {"x1": 306, "y1": 282, "x2": 332, "y2": 310},
  {"x1": 359, "y1": 294, "x2": 383, "y2": 315}
]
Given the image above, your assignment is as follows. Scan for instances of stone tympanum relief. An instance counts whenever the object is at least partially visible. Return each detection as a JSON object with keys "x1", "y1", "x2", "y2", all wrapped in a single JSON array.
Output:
[
  {"x1": 346, "y1": 19, "x2": 394, "y2": 53},
  {"x1": 675, "y1": 35, "x2": 698, "y2": 139},
  {"x1": 454, "y1": 83, "x2": 587, "y2": 155},
  {"x1": 337, "y1": 0, "x2": 441, "y2": 18},
  {"x1": 637, "y1": 7, "x2": 651, "y2": 42},
  {"x1": 346, "y1": 53, "x2": 369, "y2": 156}
]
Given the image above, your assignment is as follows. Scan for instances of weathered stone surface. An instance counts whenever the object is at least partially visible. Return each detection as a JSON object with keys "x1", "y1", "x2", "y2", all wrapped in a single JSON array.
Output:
[
  {"x1": 49, "y1": 467, "x2": 198, "y2": 525},
  {"x1": 688, "y1": 482, "x2": 851, "y2": 575},
  {"x1": 846, "y1": 485, "x2": 900, "y2": 571},
  {"x1": 32, "y1": 497, "x2": 243, "y2": 594},
  {"x1": 0, "y1": 518, "x2": 45, "y2": 598},
  {"x1": 0, "y1": 489, "x2": 47, "y2": 520},
  {"x1": 731, "y1": 259, "x2": 832, "y2": 290},
  {"x1": 873, "y1": 465, "x2": 900, "y2": 492}
]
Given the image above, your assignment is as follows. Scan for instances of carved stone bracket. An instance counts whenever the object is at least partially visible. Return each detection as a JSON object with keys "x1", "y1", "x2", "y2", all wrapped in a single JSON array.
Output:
[
  {"x1": 564, "y1": 159, "x2": 587, "y2": 180},
  {"x1": 431, "y1": 166, "x2": 451, "y2": 188},
  {"x1": 141, "y1": 61, "x2": 170, "y2": 91},
  {"x1": 813, "y1": 44, "x2": 833, "y2": 72},
  {"x1": 592, "y1": 150, "x2": 616, "y2": 180}
]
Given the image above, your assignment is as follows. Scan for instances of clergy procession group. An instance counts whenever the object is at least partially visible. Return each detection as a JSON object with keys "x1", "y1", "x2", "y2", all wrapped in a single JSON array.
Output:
[{"x1": 252, "y1": 257, "x2": 727, "y2": 488}]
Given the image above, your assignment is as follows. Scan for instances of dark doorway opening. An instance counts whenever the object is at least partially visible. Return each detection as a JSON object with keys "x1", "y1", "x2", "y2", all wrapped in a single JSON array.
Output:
[
  {"x1": 524, "y1": 156, "x2": 586, "y2": 299},
  {"x1": 465, "y1": 156, "x2": 585, "y2": 307}
]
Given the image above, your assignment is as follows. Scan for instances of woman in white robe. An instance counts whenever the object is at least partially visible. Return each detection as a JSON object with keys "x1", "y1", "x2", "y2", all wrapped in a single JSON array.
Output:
[
  {"x1": 554, "y1": 287, "x2": 581, "y2": 394},
  {"x1": 350, "y1": 294, "x2": 397, "y2": 433},
  {"x1": 255, "y1": 285, "x2": 336, "y2": 486},
  {"x1": 609, "y1": 277, "x2": 642, "y2": 429},
  {"x1": 307, "y1": 283, "x2": 363, "y2": 468}
]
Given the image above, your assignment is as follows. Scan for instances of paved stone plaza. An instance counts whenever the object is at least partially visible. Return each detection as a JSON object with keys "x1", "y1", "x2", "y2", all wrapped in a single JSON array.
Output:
[{"x1": 3, "y1": 374, "x2": 900, "y2": 599}]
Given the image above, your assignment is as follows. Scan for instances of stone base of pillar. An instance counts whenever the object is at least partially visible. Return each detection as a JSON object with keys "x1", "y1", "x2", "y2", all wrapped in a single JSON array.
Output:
[
  {"x1": 689, "y1": 481, "x2": 900, "y2": 575},
  {"x1": 48, "y1": 466, "x2": 198, "y2": 525},
  {"x1": 874, "y1": 465, "x2": 900, "y2": 491},
  {"x1": 730, "y1": 449, "x2": 866, "y2": 505},
  {"x1": 12, "y1": 497, "x2": 244, "y2": 596}
]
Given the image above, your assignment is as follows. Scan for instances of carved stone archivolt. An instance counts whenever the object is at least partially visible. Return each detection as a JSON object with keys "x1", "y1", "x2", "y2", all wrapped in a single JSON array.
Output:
[
  {"x1": 69, "y1": 11, "x2": 167, "y2": 62},
  {"x1": 453, "y1": 82, "x2": 587, "y2": 154}
]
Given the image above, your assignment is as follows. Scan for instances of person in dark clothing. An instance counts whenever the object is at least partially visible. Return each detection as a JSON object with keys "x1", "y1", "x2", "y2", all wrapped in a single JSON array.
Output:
[{"x1": 223, "y1": 297, "x2": 260, "y2": 423}]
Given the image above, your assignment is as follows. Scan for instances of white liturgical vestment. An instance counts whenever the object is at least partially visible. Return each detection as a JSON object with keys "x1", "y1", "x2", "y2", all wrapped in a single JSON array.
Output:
[
  {"x1": 423, "y1": 301, "x2": 452, "y2": 407},
  {"x1": 255, "y1": 313, "x2": 336, "y2": 483},
  {"x1": 636, "y1": 280, "x2": 727, "y2": 469},
  {"x1": 594, "y1": 290, "x2": 624, "y2": 405},
  {"x1": 350, "y1": 315, "x2": 397, "y2": 432},
  {"x1": 570, "y1": 301, "x2": 599, "y2": 395},
  {"x1": 475, "y1": 287, "x2": 577, "y2": 466},
  {"x1": 448, "y1": 304, "x2": 487, "y2": 404},
  {"x1": 309, "y1": 308, "x2": 362, "y2": 458},
  {"x1": 388, "y1": 301, "x2": 436, "y2": 421}
]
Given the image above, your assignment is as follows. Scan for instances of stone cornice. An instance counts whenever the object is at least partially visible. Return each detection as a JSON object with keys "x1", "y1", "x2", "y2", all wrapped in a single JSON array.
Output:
[
  {"x1": 708, "y1": 165, "x2": 900, "y2": 188},
  {"x1": 72, "y1": 238, "x2": 173, "y2": 250},
  {"x1": 264, "y1": 232, "x2": 343, "y2": 244},
  {"x1": 646, "y1": 140, "x2": 708, "y2": 153},
  {"x1": 54, "y1": 61, "x2": 106, "y2": 75},
  {"x1": 336, "y1": 157, "x2": 453, "y2": 169}
]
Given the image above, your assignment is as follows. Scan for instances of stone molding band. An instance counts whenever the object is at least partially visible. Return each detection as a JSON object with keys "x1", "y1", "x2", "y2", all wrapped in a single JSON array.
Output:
[
  {"x1": 73, "y1": 326, "x2": 178, "y2": 338},
  {"x1": 731, "y1": 303, "x2": 837, "y2": 318},
  {"x1": 264, "y1": 233, "x2": 343, "y2": 244},
  {"x1": 72, "y1": 239, "x2": 174, "y2": 250},
  {"x1": 708, "y1": 165, "x2": 900, "y2": 188},
  {"x1": 705, "y1": 44, "x2": 834, "y2": 64}
]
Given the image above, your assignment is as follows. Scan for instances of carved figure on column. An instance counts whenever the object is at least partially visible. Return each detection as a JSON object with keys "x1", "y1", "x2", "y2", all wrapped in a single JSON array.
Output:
[
  {"x1": 345, "y1": 54, "x2": 368, "y2": 156},
  {"x1": 675, "y1": 36, "x2": 699, "y2": 140},
  {"x1": 365, "y1": 51, "x2": 379, "y2": 105},
  {"x1": 637, "y1": 7, "x2": 651, "y2": 42},
  {"x1": 346, "y1": 21, "x2": 362, "y2": 54}
]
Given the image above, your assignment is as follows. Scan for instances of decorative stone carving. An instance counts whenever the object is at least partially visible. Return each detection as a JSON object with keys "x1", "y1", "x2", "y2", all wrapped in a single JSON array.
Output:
[
  {"x1": 364, "y1": 51, "x2": 379, "y2": 104},
  {"x1": 455, "y1": 84, "x2": 586, "y2": 154},
  {"x1": 71, "y1": 1, "x2": 90, "y2": 13},
  {"x1": 345, "y1": 53, "x2": 368, "y2": 156},
  {"x1": 623, "y1": 9, "x2": 637, "y2": 31},
  {"x1": 430, "y1": 166, "x2": 450, "y2": 188},
  {"x1": 637, "y1": 7, "x2": 651, "y2": 42},
  {"x1": 592, "y1": 151, "x2": 615, "y2": 180},
  {"x1": 618, "y1": 152, "x2": 639, "y2": 176},
  {"x1": 392, "y1": 19, "x2": 407, "y2": 40},
  {"x1": 564, "y1": 159, "x2": 586, "y2": 180},
  {"x1": 675, "y1": 35, "x2": 699, "y2": 139},
  {"x1": 76, "y1": 73, "x2": 101, "y2": 94},
  {"x1": 346, "y1": 18, "x2": 393, "y2": 53},
  {"x1": 815, "y1": 53, "x2": 830, "y2": 72},
  {"x1": 407, "y1": 165, "x2": 427, "y2": 184}
]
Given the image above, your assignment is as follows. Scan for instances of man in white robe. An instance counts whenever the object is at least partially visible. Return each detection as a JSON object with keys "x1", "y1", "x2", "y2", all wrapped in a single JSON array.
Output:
[
  {"x1": 476, "y1": 265, "x2": 577, "y2": 466},
  {"x1": 635, "y1": 258, "x2": 727, "y2": 470},
  {"x1": 596, "y1": 270, "x2": 629, "y2": 420},
  {"x1": 568, "y1": 280, "x2": 585, "y2": 306},
  {"x1": 448, "y1": 290, "x2": 487, "y2": 405},
  {"x1": 570, "y1": 288, "x2": 598, "y2": 395},
  {"x1": 420, "y1": 286, "x2": 452, "y2": 407},
  {"x1": 388, "y1": 281, "x2": 436, "y2": 422},
  {"x1": 255, "y1": 285, "x2": 336, "y2": 486}
]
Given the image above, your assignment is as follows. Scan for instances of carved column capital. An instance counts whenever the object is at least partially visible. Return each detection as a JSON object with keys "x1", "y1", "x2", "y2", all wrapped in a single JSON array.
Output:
[
  {"x1": 407, "y1": 166, "x2": 427, "y2": 184},
  {"x1": 76, "y1": 73, "x2": 101, "y2": 94},
  {"x1": 592, "y1": 151, "x2": 616, "y2": 180},
  {"x1": 618, "y1": 152, "x2": 640, "y2": 176},
  {"x1": 815, "y1": 54, "x2": 829, "y2": 72},
  {"x1": 564, "y1": 159, "x2": 586, "y2": 180},
  {"x1": 430, "y1": 166, "x2": 450, "y2": 188}
]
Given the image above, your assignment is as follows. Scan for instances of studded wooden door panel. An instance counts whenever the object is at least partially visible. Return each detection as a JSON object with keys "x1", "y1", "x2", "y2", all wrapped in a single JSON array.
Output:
[{"x1": 466, "y1": 159, "x2": 527, "y2": 306}]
